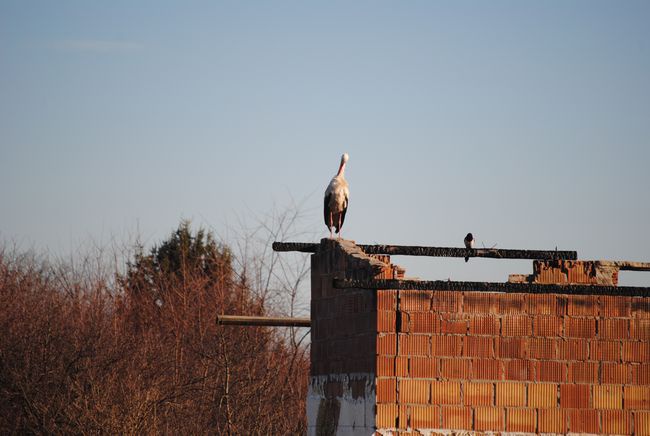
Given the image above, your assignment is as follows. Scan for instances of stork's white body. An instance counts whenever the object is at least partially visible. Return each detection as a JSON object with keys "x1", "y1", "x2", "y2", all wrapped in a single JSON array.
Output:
[{"x1": 324, "y1": 153, "x2": 350, "y2": 238}]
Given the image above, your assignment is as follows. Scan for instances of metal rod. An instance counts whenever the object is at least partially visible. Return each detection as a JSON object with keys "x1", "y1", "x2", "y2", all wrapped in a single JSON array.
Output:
[
  {"x1": 217, "y1": 315, "x2": 311, "y2": 327},
  {"x1": 333, "y1": 278, "x2": 650, "y2": 298},
  {"x1": 272, "y1": 241, "x2": 577, "y2": 260}
]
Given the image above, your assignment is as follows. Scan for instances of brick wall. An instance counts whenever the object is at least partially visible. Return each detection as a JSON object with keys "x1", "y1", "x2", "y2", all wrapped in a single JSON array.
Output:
[
  {"x1": 308, "y1": 238, "x2": 400, "y2": 435},
  {"x1": 309, "y1": 239, "x2": 650, "y2": 435}
]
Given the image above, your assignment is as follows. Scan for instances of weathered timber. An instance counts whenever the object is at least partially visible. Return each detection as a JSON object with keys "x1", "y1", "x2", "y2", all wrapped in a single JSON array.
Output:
[
  {"x1": 217, "y1": 315, "x2": 311, "y2": 327},
  {"x1": 272, "y1": 241, "x2": 577, "y2": 260},
  {"x1": 333, "y1": 278, "x2": 650, "y2": 297},
  {"x1": 272, "y1": 242, "x2": 319, "y2": 253}
]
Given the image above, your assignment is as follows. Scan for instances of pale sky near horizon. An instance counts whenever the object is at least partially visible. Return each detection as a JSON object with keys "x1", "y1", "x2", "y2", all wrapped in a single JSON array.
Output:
[{"x1": 1, "y1": 1, "x2": 649, "y2": 287}]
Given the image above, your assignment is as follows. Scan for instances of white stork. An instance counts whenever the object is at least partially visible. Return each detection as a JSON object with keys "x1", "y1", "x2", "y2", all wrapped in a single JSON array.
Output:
[{"x1": 324, "y1": 153, "x2": 350, "y2": 239}]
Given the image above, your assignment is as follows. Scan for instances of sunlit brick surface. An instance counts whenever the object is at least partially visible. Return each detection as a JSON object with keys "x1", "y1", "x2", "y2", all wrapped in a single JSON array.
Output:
[{"x1": 309, "y1": 240, "x2": 650, "y2": 434}]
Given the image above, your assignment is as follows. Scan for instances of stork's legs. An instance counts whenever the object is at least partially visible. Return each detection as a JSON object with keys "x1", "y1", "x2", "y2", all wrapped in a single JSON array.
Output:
[
  {"x1": 329, "y1": 212, "x2": 334, "y2": 239},
  {"x1": 337, "y1": 214, "x2": 342, "y2": 240}
]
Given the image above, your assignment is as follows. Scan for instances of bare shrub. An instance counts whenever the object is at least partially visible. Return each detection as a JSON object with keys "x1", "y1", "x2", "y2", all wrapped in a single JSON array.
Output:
[{"x1": 0, "y1": 219, "x2": 309, "y2": 434}]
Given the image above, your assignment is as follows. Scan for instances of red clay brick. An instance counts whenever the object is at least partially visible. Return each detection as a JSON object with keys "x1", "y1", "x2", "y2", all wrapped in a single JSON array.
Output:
[
  {"x1": 378, "y1": 290, "x2": 397, "y2": 310},
  {"x1": 469, "y1": 316, "x2": 500, "y2": 335},
  {"x1": 400, "y1": 334, "x2": 430, "y2": 356},
  {"x1": 496, "y1": 382, "x2": 526, "y2": 407},
  {"x1": 601, "y1": 295, "x2": 631, "y2": 317},
  {"x1": 400, "y1": 379, "x2": 430, "y2": 404},
  {"x1": 432, "y1": 291, "x2": 461, "y2": 313},
  {"x1": 378, "y1": 334, "x2": 397, "y2": 355},
  {"x1": 463, "y1": 335, "x2": 494, "y2": 358},
  {"x1": 396, "y1": 357, "x2": 409, "y2": 377},
  {"x1": 529, "y1": 337, "x2": 558, "y2": 360},
  {"x1": 400, "y1": 290, "x2": 431, "y2": 311},
  {"x1": 378, "y1": 310, "x2": 396, "y2": 332},
  {"x1": 568, "y1": 361, "x2": 599, "y2": 383},
  {"x1": 529, "y1": 383, "x2": 557, "y2": 408},
  {"x1": 504, "y1": 359, "x2": 533, "y2": 381},
  {"x1": 560, "y1": 384, "x2": 590, "y2": 408},
  {"x1": 440, "y1": 359, "x2": 471, "y2": 380},
  {"x1": 499, "y1": 293, "x2": 528, "y2": 314},
  {"x1": 632, "y1": 364, "x2": 650, "y2": 384},
  {"x1": 539, "y1": 409, "x2": 567, "y2": 433},
  {"x1": 599, "y1": 318, "x2": 629, "y2": 340},
  {"x1": 441, "y1": 406, "x2": 472, "y2": 430},
  {"x1": 591, "y1": 340, "x2": 621, "y2": 362},
  {"x1": 377, "y1": 356, "x2": 395, "y2": 377},
  {"x1": 506, "y1": 408, "x2": 536, "y2": 432},
  {"x1": 496, "y1": 337, "x2": 529, "y2": 359},
  {"x1": 464, "y1": 292, "x2": 499, "y2": 314},
  {"x1": 430, "y1": 381, "x2": 461, "y2": 405},
  {"x1": 566, "y1": 317, "x2": 597, "y2": 338},
  {"x1": 409, "y1": 312, "x2": 440, "y2": 334},
  {"x1": 398, "y1": 405, "x2": 409, "y2": 430},
  {"x1": 568, "y1": 295, "x2": 598, "y2": 316},
  {"x1": 601, "y1": 410, "x2": 632, "y2": 435},
  {"x1": 431, "y1": 335, "x2": 461, "y2": 357},
  {"x1": 631, "y1": 319, "x2": 650, "y2": 340},
  {"x1": 409, "y1": 357, "x2": 437, "y2": 378},
  {"x1": 502, "y1": 315, "x2": 532, "y2": 336},
  {"x1": 636, "y1": 411, "x2": 650, "y2": 436},
  {"x1": 558, "y1": 338, "x2": 589, "y2": 360},
  {"x1": 376, "y1": 403, "x2": 398, "y2": 428},
  {"x1": 528, "y1": 293, "x2": 564, "y2": 315},
  {"x1": 594, "y1": 384, "x2": 623, "y2": 409},
  {"x1": 410, "y1": 405, "x2": 439, "y2": 429},
  {"x1": 568, "y1": 409, "x2": 599, "y2": 433},
  {"x1": 440, "y1": 313, "x2": 467, "y2": 334},
  {"x1": 623, "y1": 341, "x2": 650, "y2": 362},
  {"x1": 535, "y1": 360, "x2": 566, "y2": 382},
  {"x1": 534, "y1": 315, "x2": 563, "y2": 337},
  {"x1": 475, "y1": 407, "x2": 504, "y2": 431},
  {"x1": 631, "y1": 297, "x2": 650, "y2": 318},
  {"x1": 472, "y1": 358, "x2": 501, "y2": 381},
  {"x1": 624, "y1": 386, "x2": 650, "y2": 410},
  {"x1": 398, "y1": 311, "x2": 410, "y2": 332},
  {"x1": 377, "y1": 378, "x2": 397, "y2": 403},
  {"x1": 464, "y1": 382, "x2": 493, "y2": 406},
  {"x1": 602, "y1": 362, "x2": 631, "y2": 384}
]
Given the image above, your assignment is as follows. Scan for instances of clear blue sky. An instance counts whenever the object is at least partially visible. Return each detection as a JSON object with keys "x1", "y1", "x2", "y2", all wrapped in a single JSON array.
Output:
[{"x1": 1, "y1": 1, "x2": 649, "y2": 285}]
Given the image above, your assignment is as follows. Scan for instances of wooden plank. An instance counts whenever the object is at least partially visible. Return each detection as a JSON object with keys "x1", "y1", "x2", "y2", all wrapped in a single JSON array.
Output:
[
  {"x1": 272, "y1": 241, "x2": 577, "y2": 260},
  {"x1": 217, "y1": 315, "x2": 311, "y2": 327}
]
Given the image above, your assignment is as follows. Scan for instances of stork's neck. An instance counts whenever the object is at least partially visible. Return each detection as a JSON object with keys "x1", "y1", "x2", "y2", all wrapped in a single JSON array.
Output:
[{"x1": 337, "y1": 161, "x2": 346, "y2": 176}]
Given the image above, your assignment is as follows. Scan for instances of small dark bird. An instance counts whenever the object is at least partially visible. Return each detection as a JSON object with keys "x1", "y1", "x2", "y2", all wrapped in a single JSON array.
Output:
[
  {"x1": 324, "y1": 153, "x2": 350, "y2": 239},
  {"x1": 464, "y1": 233, "x2": 474, "y2": 262}
]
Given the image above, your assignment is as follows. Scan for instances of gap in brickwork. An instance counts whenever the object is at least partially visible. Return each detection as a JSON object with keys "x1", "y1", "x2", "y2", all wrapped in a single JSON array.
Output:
[
  {"x1": 394, "y1": 256, "x2": 534, "y2": 283},
  {"x1": 619, "y1": 270, "x2": 650, "y2": 287}
]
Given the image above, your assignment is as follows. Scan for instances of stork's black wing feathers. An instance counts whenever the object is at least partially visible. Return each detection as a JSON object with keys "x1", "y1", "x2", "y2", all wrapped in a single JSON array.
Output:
[
  {"x1": 324, "y1": 193, "x2": 332, "y2": 230},
  {"x1": 336, "y1": 195, "x2": 348, "y2": 233}
]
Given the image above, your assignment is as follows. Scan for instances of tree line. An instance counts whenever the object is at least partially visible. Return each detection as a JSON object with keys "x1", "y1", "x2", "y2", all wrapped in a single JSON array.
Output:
[{"x1": 0, "y1": 221, "x2": 309, "y2": 434}]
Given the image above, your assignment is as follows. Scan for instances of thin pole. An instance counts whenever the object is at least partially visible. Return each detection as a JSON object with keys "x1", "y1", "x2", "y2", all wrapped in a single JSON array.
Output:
[{"x1": 217, "y1": 315, "x2": 311, "y2": 327}]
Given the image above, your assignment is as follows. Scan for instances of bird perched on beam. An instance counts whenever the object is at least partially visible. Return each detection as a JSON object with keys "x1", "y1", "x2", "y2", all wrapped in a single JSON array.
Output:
[
  {"x1": 464, "y1": 233, "x2": 474, "y2": 262},
  {"x1": 324, "y1": 153, "x2": 350, "y2": 239}
]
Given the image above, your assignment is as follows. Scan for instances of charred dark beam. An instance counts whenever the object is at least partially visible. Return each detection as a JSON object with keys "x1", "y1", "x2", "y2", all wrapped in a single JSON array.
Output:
[
  {"x1": 333, "y1": 279, "x2": 650, "y2": 298},
  {"x1": 272, "y1": 242, "x2": 319, "y2": 253},
  {"x1": 357, "y1": 245, "x2": 577, "y2": 260},
  {"x1": 272, "y1": 241, "x2": 577, "y2": 260},
  {"x1": 217, "y1": 315, "x2": 311, "y2": 327}
]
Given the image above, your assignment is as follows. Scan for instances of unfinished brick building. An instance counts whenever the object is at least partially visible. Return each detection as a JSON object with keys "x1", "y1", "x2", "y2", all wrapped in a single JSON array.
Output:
[{"x1": 300, "y1": 238, "x2": 650, "y2": 435}]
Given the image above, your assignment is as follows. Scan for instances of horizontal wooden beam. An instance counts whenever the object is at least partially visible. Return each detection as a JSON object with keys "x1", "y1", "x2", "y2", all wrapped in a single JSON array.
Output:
[
  {"x1": 272, "y1": 241, "x2": 577, "y2": 260},
  {"x1": 216, "y1": 315, "x2": 311, "y2": 327},
  {"x1": 333, "y1": 278, "x2": 650, "y2": 298}
]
